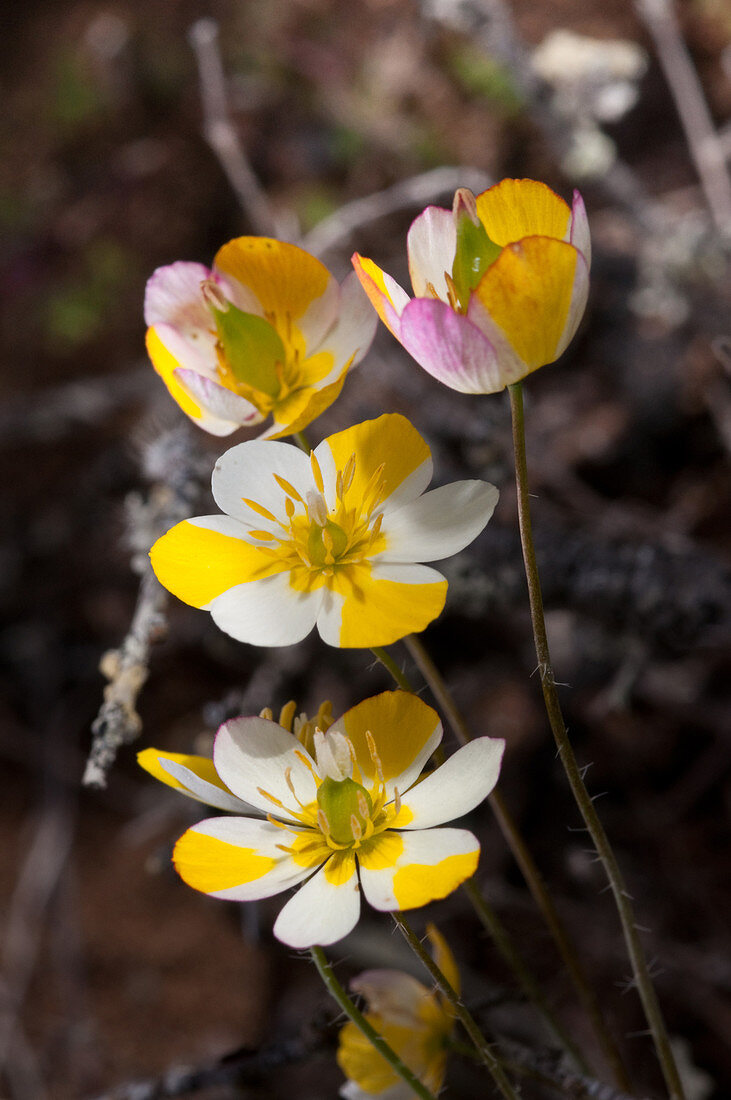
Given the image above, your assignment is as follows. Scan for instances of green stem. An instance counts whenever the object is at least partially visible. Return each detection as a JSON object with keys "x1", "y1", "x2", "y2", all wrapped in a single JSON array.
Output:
[
  {"x1": 392, "y1": 914, "x2": 520, "y2": 1100},
  {"x1": 309, "y1": 946, "x2": 438, "y2": 1100},
  {"x1": 462, "y1": 878, "x2": 588, "y2": 1073},
  {"x1": 404, "y1": 633, "x2": 631, "y2": 1091},
  {"x1": 508, "y1": 381, "x2": 685, "y2": 1100},
  {"x1": 292, "y1": 429, "x2": 311, "y2": 453},
  {"x1": 370, "y1": 646, "x2": 413, "y2": 690}
]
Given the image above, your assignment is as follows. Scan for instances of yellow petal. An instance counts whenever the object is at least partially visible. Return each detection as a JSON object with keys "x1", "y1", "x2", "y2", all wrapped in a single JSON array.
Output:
[
  {"x1": 173, "y1": 830, "x2": 276, "y2": 893},
  {"x1": 475, "y1": 178, "x2": 571, "y2": 246},
  {"x1": 137, "y1": 748, "x2": 224, "y2": 795},
  {"x1": 214, "y1": 237, "x2": 331, "y2": 322},
  {"x1": 351, "y1": 254, "x2": 401, "y2": 337},
  {"x1": 337, "y1": 568, "x2": 447, "y2": 648},
  {"x1": 324, "y1": 413, "x2": 431, "y2": 511},
  {"x1": 339, "y1": 692, "x2": 440, "y2": 790},
  {"x1": 393, "y1": 850, "x2": 479, "y2": 909},
  {"x1": 146, "y1": 327, "x2": 203, "y2": 420},
  {"x1": 472, "y1": 237, "x2": 578, "y2": 369},
  {"x1": 150, "y1": 520, "x2": 279, "y2": 608}
]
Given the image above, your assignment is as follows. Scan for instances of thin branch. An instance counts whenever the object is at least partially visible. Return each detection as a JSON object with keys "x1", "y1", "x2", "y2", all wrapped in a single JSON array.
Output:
[
  {"x1": 188, "y1": 18, "x2": 283, "y2": 237},
  {"x1": 84, "y1": 424, "x2": 204, "y2": 788},
  {"x1": 302, "y1": 166, "x2": 492, "y2": 257},
  {"x1": 636, "y1": 0, "x2": 731, "y2": 235}
]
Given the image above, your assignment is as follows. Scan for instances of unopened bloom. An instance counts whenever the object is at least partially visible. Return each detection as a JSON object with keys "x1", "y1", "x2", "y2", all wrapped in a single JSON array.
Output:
[
  {"x1": 337, "y1": 924, "x2": 459, "y2": 1099},
  {"x1": 353, "y1": 178, "x2": 590, "y2": 394},
  {"x1": 150, "y1": 413, "x2": 498, "y2": 648},
  {"x1": 144, "y1": 238, "x2": 377, "y2": 438},
  {"x1": 139, "y1": 691, "x2": 504, "y2": 948}
]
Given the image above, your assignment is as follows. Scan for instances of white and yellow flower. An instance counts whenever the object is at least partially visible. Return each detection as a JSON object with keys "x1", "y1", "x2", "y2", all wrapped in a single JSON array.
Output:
[
  {"x1": 353, "y1": 178, "x2": 590, "y2": 394},
  {"x1": 149, "y1": 413, "x2": 498, "y2": 648},
  {"x1": 337, "y1": 924, "x2": 459, "y2": 1099},
  {"x1": 144, "y1": 238, "x2": 377, "y2": 438},
  {"x1": 139, "y1": 691, "x2": 504, "y2": 949}
]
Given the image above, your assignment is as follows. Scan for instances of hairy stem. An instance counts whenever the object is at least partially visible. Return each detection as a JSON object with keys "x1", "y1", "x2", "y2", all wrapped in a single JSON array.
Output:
[
  {"x1": 508, "y1": 381, "x2": 685, "y2": 1100},
  {"x1": 404, "y1": 632, "x2": 631, "y2": 1090},
  {"x1": 392, "y1": 913, "x2": 520, "y2": 1100},
  {"x1": 309, "y1": 946, "x2": 437, "y2": 1100}
]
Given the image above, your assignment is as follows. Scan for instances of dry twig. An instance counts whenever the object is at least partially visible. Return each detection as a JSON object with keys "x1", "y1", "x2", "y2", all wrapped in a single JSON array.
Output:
[
  {"x1": 636, "y1": 0, "x2": 731, "y2": 236},
  {"x1": 188, "y1": 18, "x2": 284, "y2": 237},
  {"x1": 84, "y1": 425, "x2": 205, "y2": 788}
]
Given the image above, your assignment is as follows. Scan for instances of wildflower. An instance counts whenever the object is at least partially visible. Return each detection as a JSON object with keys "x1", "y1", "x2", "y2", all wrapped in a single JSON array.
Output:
[
  {"x1": 337, "y1": 924, "x2": 459, "y2": 1098},
  {"x1": 149, "y1": 413, "x2": 498, "y2": 648},
  {"x1": 139, "y1": 691, "x2": 504, "y2": 948},
  {"x1": 352, "y1": 178, "x2": 590, "y2": 394},
  {"x1": 144, "y1": 238, "x2": 377, "y2": 438}
]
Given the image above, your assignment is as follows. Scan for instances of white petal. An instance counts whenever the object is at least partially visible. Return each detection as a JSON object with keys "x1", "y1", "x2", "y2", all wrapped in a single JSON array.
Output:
[
  {"x1": 212, "y1": 439, "x2": 313, "y2": 526},
  {"x1": 176, "y1": 816, "x2": 313, "y2": 901},
  {"x1": 158, "y1": 758, "x2": 260, "y2": 814},
  {"x1": 399, "y1": 738, "x2": 505, "y2": 829},
  {"x1": 379, "y1": 457, "x2": 434, "y2": 514},
  {"x1": 174, "y1": 369, "x2": 262, "y2": 427},
  {"x1": 315, "y1": 270, "x2": 378, "y2": 381},
  {"x1": 214, "y1": 716, "x2": 319, "y2": 819},
  {"x1": 568, "y1": 190, "x2": 591, "y2": 269},
  {"x1": 340, "y1": 1082, "x2": 413, "y2": 1100},
  {"x1": 208, "y1": 573, "x2": 322, "y2": 646},
  {"x1": 359, "y1": 828, "x2": 479, "y2": 912},
  {"x1": 407, "y1": 206, "x2": 456, "y2": 301},
  {"x1": 150, "y1": 320, "x2": 218, "y2": 376},
  {"x1": 315, "y1": 586, "x2": 346, "y2": 648},
  {"x1": 273, "y1": 861, "x2": 361, "y2": 948},
  {"x1": 379, "y1": 480, "x2": 498, "y2": 563},
  {"x1": 298, "y1": 272, "x2": 341, "y2": 351}
]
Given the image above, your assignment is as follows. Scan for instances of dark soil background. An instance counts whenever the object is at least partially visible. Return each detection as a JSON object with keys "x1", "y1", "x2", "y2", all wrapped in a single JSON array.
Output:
[{"x1": 1, "y1": 1, "x2": 729, "y2": 1098}]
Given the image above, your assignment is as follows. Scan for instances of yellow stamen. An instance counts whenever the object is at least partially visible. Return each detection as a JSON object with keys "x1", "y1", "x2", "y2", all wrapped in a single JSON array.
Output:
[
  {"x1": 310, "y1": 450, "x2": 325, "y2": 494},
  {"x1": 259, "y1": 706, "x2": 274, "y2": 720},
  {"x1": 241, "y1": 498, "x2": 278, "y2": 523},
  {"x1": 273, "y1": 474, "x2": 304, "y2": 503},
  {"x1": 279, "y1": 700, "x2": 297, "y2": 731}
]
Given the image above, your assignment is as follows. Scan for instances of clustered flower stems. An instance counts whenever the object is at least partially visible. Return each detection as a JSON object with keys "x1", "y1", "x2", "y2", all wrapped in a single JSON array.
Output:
[
  {"x1": 508, "y1": 380, "x2": 686, "y2": 1100},
  {"x1": 309, "y1": 946, "x2": 438, "y2": 1100},
  {"x1": 374, "y1": 641, "x2": 615, "y2": 1083},
  {"x1": 392, "y1": 912, "x2": 521, "y2": 1100},
  {"x1": 461, "y1": 878, "x2": 589, "y2": 1075},
  {"x1": 404, "y1": 633, "x2": 633, "y2": 1092}
]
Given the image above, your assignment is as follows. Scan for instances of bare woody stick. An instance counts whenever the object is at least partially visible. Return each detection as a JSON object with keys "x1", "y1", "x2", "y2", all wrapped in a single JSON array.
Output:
[
  {"x1": 188, "y1": 18, "x2": 282, "y2": 237},
  {"x1": 636, "y1": 0, "x2": 731, "y2": 235}
]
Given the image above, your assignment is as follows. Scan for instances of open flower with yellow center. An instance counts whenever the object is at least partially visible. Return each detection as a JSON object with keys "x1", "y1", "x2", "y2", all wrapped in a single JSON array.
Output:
[
  {"x1": 139, "y1": 691, "x2": 504, "y2": 949},
  {"x1": 149, "y1": 413, "x2": 498, "y2": 648},
  {"x1": 352, "y1": 178, "x2": 590, "y2": 394},
  {"x1": 144, "y1": 238, "x2": 377, "y2": 438},
  {"x1": 337, "y1": 924, "x2": 459, "y2": 1099}
]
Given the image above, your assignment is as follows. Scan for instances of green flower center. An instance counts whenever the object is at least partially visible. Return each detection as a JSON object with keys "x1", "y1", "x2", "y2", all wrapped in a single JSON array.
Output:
[{"x1": 317, "y1": 776, "x2": 374, "y2": 846}]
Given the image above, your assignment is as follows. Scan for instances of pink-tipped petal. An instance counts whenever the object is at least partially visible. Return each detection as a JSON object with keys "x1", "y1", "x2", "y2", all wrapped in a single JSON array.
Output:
[
  {"x1": 569, "y1": 190, "x2": 591, "y2": 269},
  {"x1": 144, "y1": 261, "x2": 217, "y2": 331},
  {"x1": 398, "y1": 298, "x2": 504, "y2": 394},
  {"x1": 554, "y1": 246, "x2": 590, "y2": 358}
]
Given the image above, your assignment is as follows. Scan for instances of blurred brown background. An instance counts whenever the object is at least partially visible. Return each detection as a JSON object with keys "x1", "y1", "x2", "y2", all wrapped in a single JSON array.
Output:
[{"x1": 1, "y1": 1, "x2": 730, "y2": 1097}]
